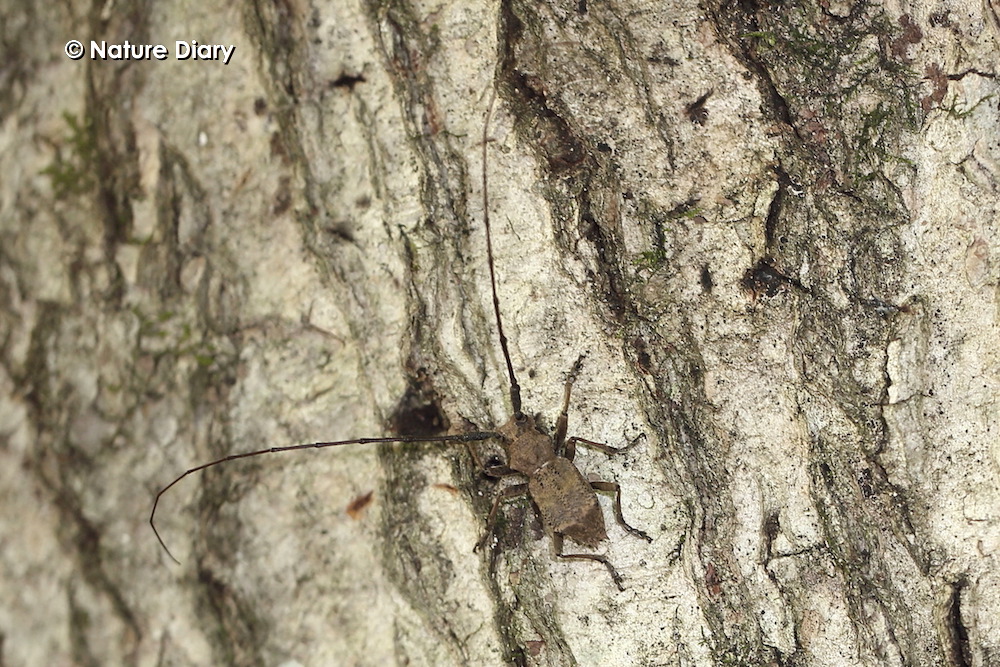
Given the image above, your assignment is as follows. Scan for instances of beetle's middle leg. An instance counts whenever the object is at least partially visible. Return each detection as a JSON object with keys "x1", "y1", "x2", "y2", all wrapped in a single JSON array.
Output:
[
  {"x1": 564, "y1": 433, "x2": 645, "y2": 462},
  {"x1": 552, "y1": 533, "x2": 625, "y2": 591},
  {"x1": 475, "y1": 483, "x2": 529, "y2": 551}
]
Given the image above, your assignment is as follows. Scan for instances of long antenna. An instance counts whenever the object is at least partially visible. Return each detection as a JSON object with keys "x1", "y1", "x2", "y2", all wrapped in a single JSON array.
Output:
[
  {"x1": 482, "y1": 89, "x2": 523, "y2": 417},
  {"x1": 150, "y1": 431, "x2": 497, "y2": 564}
]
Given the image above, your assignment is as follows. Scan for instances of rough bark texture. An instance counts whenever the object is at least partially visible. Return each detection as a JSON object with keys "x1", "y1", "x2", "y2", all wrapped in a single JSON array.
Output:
[{"x1": 1, "y1": 1, "x2": 999, "y2": 665}]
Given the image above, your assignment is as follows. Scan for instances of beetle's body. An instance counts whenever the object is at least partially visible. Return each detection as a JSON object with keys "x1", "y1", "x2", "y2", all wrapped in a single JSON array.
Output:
[{"x1": 497, "y1": 413, "x2": 607, "y2": 548}]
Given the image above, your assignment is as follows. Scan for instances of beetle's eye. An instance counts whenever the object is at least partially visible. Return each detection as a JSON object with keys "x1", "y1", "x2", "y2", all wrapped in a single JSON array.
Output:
[{"x1": 486, "y1": 455, "x2": 504, "y2": 468}]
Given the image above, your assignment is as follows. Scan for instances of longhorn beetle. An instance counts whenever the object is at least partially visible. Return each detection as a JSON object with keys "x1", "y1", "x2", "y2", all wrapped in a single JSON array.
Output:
[{"x1": 150, "y1": 90, "x2": 652, "y2": 590}]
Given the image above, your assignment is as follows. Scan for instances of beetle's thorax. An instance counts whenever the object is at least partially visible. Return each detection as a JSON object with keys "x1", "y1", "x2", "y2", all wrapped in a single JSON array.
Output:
[{"x1": 497, "y1": 413, "x2": 556, "y2": 475}]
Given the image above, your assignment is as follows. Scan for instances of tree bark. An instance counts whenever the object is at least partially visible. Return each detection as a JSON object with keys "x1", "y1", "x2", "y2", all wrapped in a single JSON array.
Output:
[{"x1": 2, "y1": 0, "x2": 999, "y2": 665}]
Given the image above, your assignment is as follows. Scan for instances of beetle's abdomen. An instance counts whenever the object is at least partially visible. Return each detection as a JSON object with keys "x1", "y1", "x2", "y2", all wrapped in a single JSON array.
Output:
[{"x1": 528, "y1": 457, "x2": 607, "y2": 548}]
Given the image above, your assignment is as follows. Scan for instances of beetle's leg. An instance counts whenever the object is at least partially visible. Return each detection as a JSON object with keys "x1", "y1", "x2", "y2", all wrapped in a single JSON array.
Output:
[
  {"x1": 466, "y1": 442, "x2": 517, "y2": 478},
  {"x1": 554, "y1": 355, "x2": 585, "y2": 457},
  {"x1": 590, "y1": 480, "x2": 652, "y2": 542},
  {"x1": 564, "y1": 432, "x2": 645, "y2": 461},
  {"x1": 552, "y1": 533, "x2": 625, "y2": 591},
  {"x1": 475, "y1": 483, "x2": 529, "y2": 552}
]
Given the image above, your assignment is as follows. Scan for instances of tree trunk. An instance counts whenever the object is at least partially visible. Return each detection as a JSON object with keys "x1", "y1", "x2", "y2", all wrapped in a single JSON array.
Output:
[{"x1": 2, "y1": 1, "x2": 998, "y2": 665}]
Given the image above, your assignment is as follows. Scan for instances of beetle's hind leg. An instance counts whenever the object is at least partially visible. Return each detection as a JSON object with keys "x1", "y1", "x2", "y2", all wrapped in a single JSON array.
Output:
[
  {"x1": 591, "y1": 480, "x2": 652, "y2": 543},
  {"x1": 552, "y1": 533, "x2": 625, "y2": 591}
]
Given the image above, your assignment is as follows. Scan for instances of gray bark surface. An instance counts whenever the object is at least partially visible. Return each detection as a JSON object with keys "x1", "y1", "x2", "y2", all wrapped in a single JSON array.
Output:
[{"x1": 1, "y1": 1, "x2": 999, "y2": 665}]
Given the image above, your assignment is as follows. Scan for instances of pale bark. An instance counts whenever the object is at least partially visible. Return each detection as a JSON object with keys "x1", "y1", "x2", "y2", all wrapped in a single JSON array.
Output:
[{"x1": 1, "y1": 1, "x2": 999, "y2": 665}]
